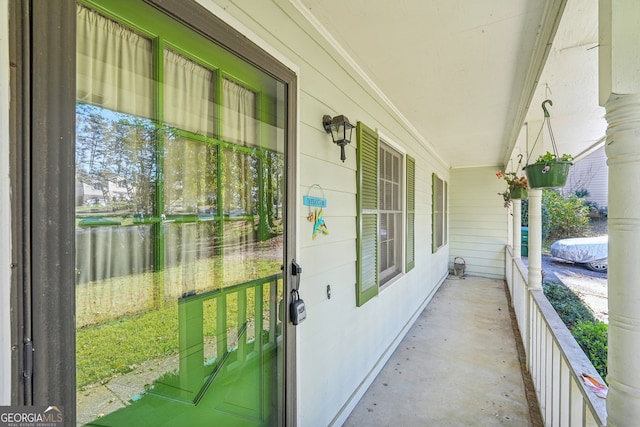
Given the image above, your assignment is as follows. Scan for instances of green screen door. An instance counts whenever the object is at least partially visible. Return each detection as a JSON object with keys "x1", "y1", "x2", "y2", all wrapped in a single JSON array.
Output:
[{"x1": 75, "y1": 1, "x2": 289, "y2": 425}]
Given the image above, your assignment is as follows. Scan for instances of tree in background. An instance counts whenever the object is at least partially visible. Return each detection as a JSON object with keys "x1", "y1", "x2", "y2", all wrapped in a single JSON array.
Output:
[
  {"x1": 522, "y1": 189, "x2": 590, "y2": 242},
  {"x1": 543, "y1": 190, "x2": 590, "y2": 240}
]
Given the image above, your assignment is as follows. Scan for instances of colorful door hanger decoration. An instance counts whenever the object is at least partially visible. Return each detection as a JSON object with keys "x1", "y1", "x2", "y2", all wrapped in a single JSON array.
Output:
[{"x1": 304, "y1": 184, "x2": 329, "y2": 239}]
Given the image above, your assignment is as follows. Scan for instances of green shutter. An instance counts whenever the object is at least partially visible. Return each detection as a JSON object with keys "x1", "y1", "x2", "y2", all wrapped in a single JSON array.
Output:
[
  {"x1": 356, "y1": 122, "x2": 379, "y2": 306},
  {"x1": 432, "y1": 173, "x2": 438, "y2": 253},
  {"x1": 444, "y1": 180, "x2": 448, "y2": 246},
  {"x1": 406, "y1": 155, "x2": 415, "y2": 271}
]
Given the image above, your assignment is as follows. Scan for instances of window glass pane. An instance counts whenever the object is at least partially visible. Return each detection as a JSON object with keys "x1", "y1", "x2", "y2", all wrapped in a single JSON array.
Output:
[
  {"x1": 380, "y1": 239, "x2": 388, "y2": 272},
  {"x1": 388, "y1": 214, "x2": 395, "y2": 240},
  {"x1": 76, "y1": 5, "x2": 153, "y2": 118},
  {"x1": 393, "y1": 155, "x2": 400, "y2": 184},
  {"x1": 163, "y1": 49, "x2": 216, "y2": 136},
  {"x1": 222, "y1": 77, "x2": 258, "y2": 147},
  {"x1": 164, "y1": 136, "x2": 217, "y2": 216},
  {"x1": 76, "y1": 104, "x2": 157, "y2": 218},
  {"x1": 75, "y1": 105, "x2": 158, "y2": 322},
  {"x1": 75, "y1": 6, "x2": 160, "y2": 417},
  {"x1": 163, "y1": 136, "x2": 219, "y2": 297},
  {"x1": 223, "y1": 148, "x2": 258, "y2": 217},
  {"x1": 433, "y1": 175, "x2": 447, "y2": 250},
  {"x1": 379, "y1": 142, "x2": 403, "y2": 284},
  {"x1": 393, "y1": 182, "x2": 400, "y2": 211}
]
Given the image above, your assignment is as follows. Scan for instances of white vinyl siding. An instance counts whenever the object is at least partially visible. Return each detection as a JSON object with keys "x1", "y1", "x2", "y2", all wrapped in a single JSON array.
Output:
[
  {"x1": 563, "y1": 146, "x2": 608, "y2": 209},
  {"x1": 449, "y1": 167, "x2": 508, "y2": 279}
]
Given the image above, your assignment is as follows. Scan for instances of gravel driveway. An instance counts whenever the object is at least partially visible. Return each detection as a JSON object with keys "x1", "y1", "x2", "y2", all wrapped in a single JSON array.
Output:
[{"x1": 542, "y1": 255, "x2": 608, "y2": 323}]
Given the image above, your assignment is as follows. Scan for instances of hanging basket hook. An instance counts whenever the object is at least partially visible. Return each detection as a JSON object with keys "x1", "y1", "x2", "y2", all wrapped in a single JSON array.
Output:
[{"x1": 542, "y1": 99, "x2": 553, "y2": 118}]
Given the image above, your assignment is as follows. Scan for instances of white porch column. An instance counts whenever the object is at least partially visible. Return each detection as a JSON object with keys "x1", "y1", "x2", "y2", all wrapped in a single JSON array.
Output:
[
  {"x1": 523, "y1": 189, "x2": 542, "y2": 367},
  {"x1": 526, "y1": 189, "x2": 542, "y2": 289},
  {"x1": 602, "y1": 94, "x2": 640, "y2": 426},
  {"x1": 600, "y1": 1, "x2": 640, "y2": 424},
  {"x1": 525, "y1": 119, "x2": 544, "y2": 289},
  {"x1": 513, "y1": 200, "x2": 522, "y2": 259}
]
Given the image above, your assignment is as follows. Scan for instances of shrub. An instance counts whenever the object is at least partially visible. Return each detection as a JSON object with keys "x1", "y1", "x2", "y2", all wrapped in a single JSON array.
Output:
[
  {"x1": 543, "y1": 282, "x2": 608, "y2": 382},
  {"x1": 522, "y1": 190, "x2": 591, "y2": 241},
  {"x1": 573, "y1": 321, "x2": 608, "y2": 380},
  {"x1": 543, "y1": 282, "x2": 596, "y2": 328},
  {"x1": 573, "y1": 189, "x2": 608, "y2": 218},
  {"x1": 542, "y1": 190, "x2": 590, "y2": 240},
  {"x1": 574, "y1": 188, "x2": 590, "y2": 198}
]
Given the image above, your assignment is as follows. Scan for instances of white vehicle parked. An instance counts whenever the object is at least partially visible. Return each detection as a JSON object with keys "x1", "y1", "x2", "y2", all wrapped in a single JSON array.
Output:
[{"x1": 550, "y1": 235, "x2": 608, "y2": 272}]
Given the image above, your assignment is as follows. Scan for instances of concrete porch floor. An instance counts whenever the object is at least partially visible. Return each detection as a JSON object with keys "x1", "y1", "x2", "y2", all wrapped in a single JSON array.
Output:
[{"x1": 343, "y1": 275, "x2": 542, "y2": 427}]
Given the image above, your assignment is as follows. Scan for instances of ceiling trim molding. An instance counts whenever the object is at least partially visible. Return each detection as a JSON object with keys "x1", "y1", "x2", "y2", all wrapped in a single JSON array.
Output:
[
  {"x1": 450, "y1": 164, "x2": 505, "y2": 171},
  {"x1": 502, "y1": 0, "x2": 568, "y2": 167},
  {"x1": 285, "y1": 0, "x2": 448, "y2": 169}
]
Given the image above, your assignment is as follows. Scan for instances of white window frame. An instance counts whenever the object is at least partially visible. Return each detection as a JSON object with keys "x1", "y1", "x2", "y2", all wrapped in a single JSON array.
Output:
[
  {"x1": 432, "y1": 173, "x2": 448, "y2": 252},
  {"x1": 378, "y1": 134, "x2": 406, "y2": 287}
]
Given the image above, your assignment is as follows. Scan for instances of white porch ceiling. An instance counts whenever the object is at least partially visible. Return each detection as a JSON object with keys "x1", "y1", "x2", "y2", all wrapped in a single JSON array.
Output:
[
  {"x1": 297, "y1": 0, "x2": 604, "y2": 169},
  {"x1": 524, "y1": 0, "x2": 606, "y2": 163}
]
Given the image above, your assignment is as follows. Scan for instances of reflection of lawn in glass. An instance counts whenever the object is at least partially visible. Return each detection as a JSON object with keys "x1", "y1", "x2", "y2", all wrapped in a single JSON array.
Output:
[
  {"x1": 76, "y1": 250, "x2": 281, "y2": 326},
  {"x1": 76, "y1": 257, "x2": 281, "y2": 388}
]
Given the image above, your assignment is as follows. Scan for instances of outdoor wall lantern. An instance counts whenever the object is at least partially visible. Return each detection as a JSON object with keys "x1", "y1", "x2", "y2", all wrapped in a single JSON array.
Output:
[{"x1": 323, "y1": 114, "x2": 354, "y2": 162}]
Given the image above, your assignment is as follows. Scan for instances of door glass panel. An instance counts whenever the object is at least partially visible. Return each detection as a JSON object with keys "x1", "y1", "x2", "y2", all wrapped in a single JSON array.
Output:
[
  {"x1": 164, "y1": 49, "x2": 216, "y2": 137},
  {"x1": 222, "y1": 77, "x2": 258, "y2": 147},
  {"x1": 76, "y1": 5, "x2": 153, "y2": 118},
  {"x1": 75, "y1": 3, "x2": 287, "y2": 426}
]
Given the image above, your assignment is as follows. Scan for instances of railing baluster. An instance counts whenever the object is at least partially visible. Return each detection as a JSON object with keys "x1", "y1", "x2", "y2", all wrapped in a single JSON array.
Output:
[
  {"x1": 270, "y1": 277, "x2": 278, "y2": 342},
  {"x1": 570, "y1": 379, "x2": 581, "y2": 426},
  {"x1": 553, "y1": 340, "x2": 559, "y2": 426},
  {"x1": 547, "y1": 328, "x2": 552, "y2": 423},
  {"x1": 560, "y1": 356, "x2": 570, "y2": 427},
  {"x1": 552, "y1": 343, "x2": 560, "y2": 426},
  {"x1": 238, "y1": 288, "x2": 247, "y2": 361},
  {"x1": 255, "y1": 282, "x2": 264, "y2": 352},
  {"x1": 504, "y1": 246, "x2": 606, "y2": 427},
  {"x1": 178, "y1": 297, "x2": 204, "y2": 397},
  {"x1": 217, "y1": 293, "x2": 228, "y2": 359}
]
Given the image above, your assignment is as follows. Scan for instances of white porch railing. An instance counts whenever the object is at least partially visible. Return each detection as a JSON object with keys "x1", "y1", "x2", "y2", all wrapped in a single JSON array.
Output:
[{"x1": 506, "y1": 246, "x2": 607, "y2": 427}]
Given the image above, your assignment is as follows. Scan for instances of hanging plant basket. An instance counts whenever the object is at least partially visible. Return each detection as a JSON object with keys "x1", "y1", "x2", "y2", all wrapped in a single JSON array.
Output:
[
  {"x1": 524, "y1": 161, "x2": 572, "y2": 189},
  {"x1": 523, "y1": 100, "x2": 574, "y2": 189},
  {"x1": 509, "y1": 186, "x2": 528, "y2": 200}
]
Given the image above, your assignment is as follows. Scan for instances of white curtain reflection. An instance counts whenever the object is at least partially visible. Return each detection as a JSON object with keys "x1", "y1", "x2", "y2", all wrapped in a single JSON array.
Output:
[
  {"x1": 75, "y1": 5, "x2": 155, "y2": 323},
  {"x1": 163, "y1": 49, "x2": 215, "y2": 136},
  {"x1": 222, "y1": 77, "x2": 258, "y2": 147},
  {"x1": 76, "y1": 5, "x2": 153, "y2": 118}
]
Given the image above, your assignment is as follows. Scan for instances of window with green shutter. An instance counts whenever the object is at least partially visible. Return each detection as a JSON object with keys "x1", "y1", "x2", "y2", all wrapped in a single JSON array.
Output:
[
  {"x1": 432, "y1": 173, "x2": 448, "y2": 252},
  {"x1": 357, "y1": 124, "x2": 414, "y2": 305},
  {"x1": 406, "y1": 155, "x2": 415, "y2": 271},
  {"x1": 356, "y1": 122, "x2": 379, "y2": 306}
]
